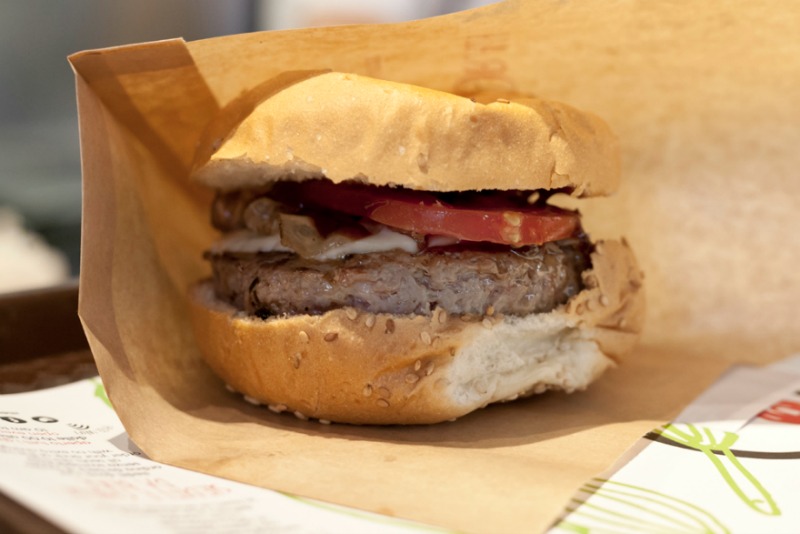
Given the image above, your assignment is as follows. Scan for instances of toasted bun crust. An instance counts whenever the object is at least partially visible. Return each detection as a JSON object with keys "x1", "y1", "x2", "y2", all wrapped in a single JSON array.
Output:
[
  {"x1": 188, "y1": 239, "x2": 644, "y2": 425},
  {"x1": 192, "y1": 72, "x2": 621, "y2": 198}
]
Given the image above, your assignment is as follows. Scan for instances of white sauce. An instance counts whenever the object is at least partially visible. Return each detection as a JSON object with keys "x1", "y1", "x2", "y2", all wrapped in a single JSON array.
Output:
[
  {"x1": 210, "y1": 230, "x2": 292, "y2": 255},
  {"x1": 212, "y1": 228, "x2": 419, "y2": 260},
  {"x1": 314, "y1": 227, "x2": 419, "y2": 260}
]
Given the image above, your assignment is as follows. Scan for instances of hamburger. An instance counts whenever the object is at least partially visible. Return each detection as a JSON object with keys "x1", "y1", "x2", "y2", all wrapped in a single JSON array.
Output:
[{"x1": 188, "y1": 72, "x2": 644, "y2": 425}]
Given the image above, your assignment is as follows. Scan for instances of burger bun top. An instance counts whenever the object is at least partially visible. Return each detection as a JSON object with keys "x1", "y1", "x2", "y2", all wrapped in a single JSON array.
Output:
[{"x1": 192, "y1": 72, "x2": 620, "y2": 197}]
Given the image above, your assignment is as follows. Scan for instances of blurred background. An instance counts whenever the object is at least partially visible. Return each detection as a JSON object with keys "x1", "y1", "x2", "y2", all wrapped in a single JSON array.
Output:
[{"x1": 0, "y1": 0, "x2": 493, "y2": 294}]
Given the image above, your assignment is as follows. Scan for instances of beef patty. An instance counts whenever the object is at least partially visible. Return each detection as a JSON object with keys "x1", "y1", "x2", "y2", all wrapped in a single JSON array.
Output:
[{"x1": 208, "y1": 239, "x2": 590, "y2": 317}]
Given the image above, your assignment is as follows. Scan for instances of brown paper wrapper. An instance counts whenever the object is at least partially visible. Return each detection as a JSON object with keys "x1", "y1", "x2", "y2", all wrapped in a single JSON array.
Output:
[{"x1": 69, "y1": 2, "x2": 800, "y2": 532}]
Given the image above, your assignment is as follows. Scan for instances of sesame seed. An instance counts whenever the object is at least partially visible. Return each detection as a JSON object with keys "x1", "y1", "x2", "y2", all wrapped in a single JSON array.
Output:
[
  {"x1": 363, "y1": 384, "x2": 373, "y2": 397},
  {"x1": 378, "y1": 387, "x2": 392, "y2": 399},
  {"x1": 600, "y1": 295, "x2": 610, "y2": 307},
  {"x1": 298, "y1": 330, "x2": 309, "y2": 343},
  {"x1": 506, "y1": 394, "x2": 519, "y2": 402},
  {"x1": 438, "y1": 309, "x2": 448, "y2": 324},
  {"x1": 485, "y1": 305, "x2": 495, "y2": 317},
  {"x1": 292, "y1": 353, "x2": 302, "y2": 369},
  {"x1": 268, "y1": 404, "x2": 286, "y2": 413},
  {"x1": 345, "y1": 308, "x2": 358, "y2": 321},
  {"x1": 425, "y1": 362, "x2": 435, "y2": 376},
  {"x1": 294, "y1": 411, "x2": 308, "y2": 421},
  {"x1": 417, "y1": 152, "x2": 428, "y2": 172},
  {"x1": 584, "y1": 275, "x2": 598, "y2": 289},
  {"x1": 324, "y1": 332, "x2": 339, "y2": 342},
  {"x1": 475, "y1": 379, "x2": 488, "y2": 394},
  {"x1": 414, "y1": 360, "x2": 422, "y2": 371},
  {"x1": 482, "y1": 318, "x2": 493, "y2": 329},
  {"x1": 527, "y1": 191, "x2": 540, "y2": 204},
  {"x1": 318, "y1": 419, "x2": 331, "y2": 425},
  {"x1": 406, "y1": 374, "x2": 420, "y2": 384},
  {"x1": 224, "y1": 383, "x2": 236, "y2": 393},
  {"x1": 496, "y1": 98, "x2": 510, "y2": 103},
  {"x1": 421, "y1": 331, "x2": 432, "y2": 345},
  {"x1": 385, "y1": 318, "x2": 396, "y2": 334},
  {"x1": 244, "y1": 395, "x2": 261, "y2": 406},
  {"x1": 376, "y1": 399, "x2": 390, "y2": 408},
  {"x1": 533, "y1": 384, "x2": 547, "y2": 394},
  {"x1": 365, "y1": 315, "x2": 376, "y2": 328},
  {"x1": 461, "y1": 314, "x2": 473, "y2": 322}
]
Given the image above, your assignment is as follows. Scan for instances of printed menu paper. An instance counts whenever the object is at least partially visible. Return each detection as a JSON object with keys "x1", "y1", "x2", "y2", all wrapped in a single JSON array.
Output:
[
  {"x1": 551, "y1": 356, "x2": 800, "y2": 533},
  {"x1": 0, "y1": 380, "x2": 443, "y2": 534}
]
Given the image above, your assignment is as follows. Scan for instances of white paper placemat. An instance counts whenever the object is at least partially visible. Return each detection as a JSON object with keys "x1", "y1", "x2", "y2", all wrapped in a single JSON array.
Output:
[
  {"x1": 0, "y1": 379, "x2": 444, "y2": 534},
  {"x1": 551, "y1": 355, "x2": 800, "y2": 533}
]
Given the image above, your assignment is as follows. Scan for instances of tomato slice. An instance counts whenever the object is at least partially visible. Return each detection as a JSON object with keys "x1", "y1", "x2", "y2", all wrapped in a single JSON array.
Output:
[
  {"x1": 271, "y1": 180, "x2": 580, "y2": 246},
  {"x1": 369, "y1": 200, "x2": 579, "y2": 246}
]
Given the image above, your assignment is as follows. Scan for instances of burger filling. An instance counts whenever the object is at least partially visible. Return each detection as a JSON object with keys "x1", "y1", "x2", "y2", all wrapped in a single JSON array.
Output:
[{"x1": 205, "y1": 179, "x2": 591, "y2": 318}]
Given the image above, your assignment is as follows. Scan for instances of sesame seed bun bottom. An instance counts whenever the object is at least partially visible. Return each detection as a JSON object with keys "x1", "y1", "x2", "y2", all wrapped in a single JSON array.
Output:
[{"x1": 187, "y1": 239, "x2": 644, "y2": 425}]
